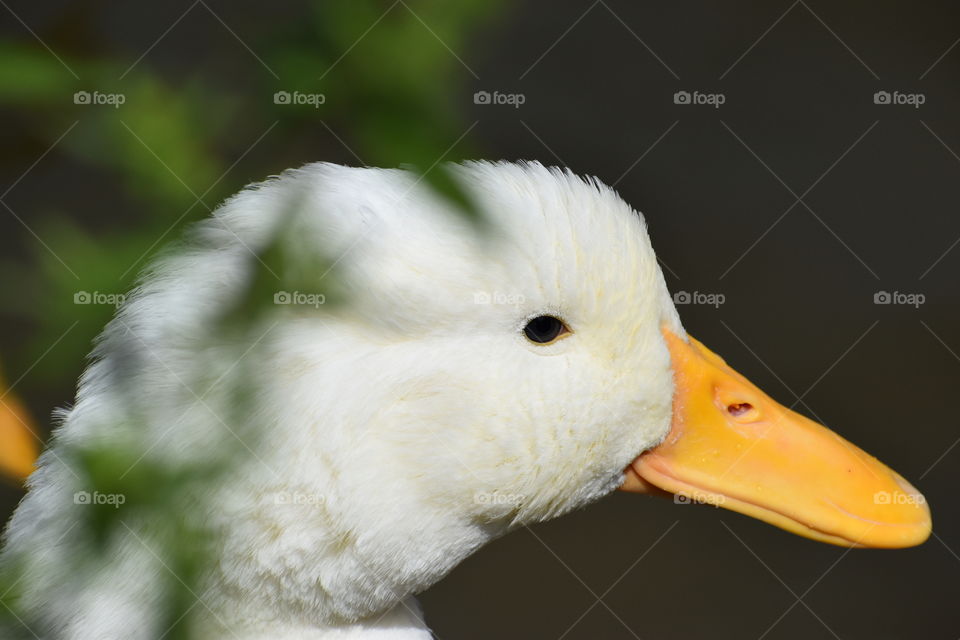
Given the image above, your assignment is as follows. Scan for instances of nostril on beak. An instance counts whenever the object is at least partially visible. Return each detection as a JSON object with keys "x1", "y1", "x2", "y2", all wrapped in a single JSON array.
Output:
[{"x1": 727, "y1": 402, "x2": 753, "y2": 417}]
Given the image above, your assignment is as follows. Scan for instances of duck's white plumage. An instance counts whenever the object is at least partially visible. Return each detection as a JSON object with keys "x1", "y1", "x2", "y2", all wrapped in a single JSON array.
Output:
[{"x1": 2, "y1": 161, "x2": 684, "y2": 639}]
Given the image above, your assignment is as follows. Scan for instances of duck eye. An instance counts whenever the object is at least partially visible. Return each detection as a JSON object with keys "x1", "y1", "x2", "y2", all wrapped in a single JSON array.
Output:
[{"x1": 523, "y1": 315, "x2": 568, "y2": 344}]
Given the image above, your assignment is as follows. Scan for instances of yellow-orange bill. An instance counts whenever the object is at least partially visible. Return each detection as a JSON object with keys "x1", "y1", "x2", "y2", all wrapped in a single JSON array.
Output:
[
  {"x1": 0, "y1": 381, "x2": 38, "y2": 482},
  {"x1": 621, "y1": 330, "x2": 931, "y2": 548}
]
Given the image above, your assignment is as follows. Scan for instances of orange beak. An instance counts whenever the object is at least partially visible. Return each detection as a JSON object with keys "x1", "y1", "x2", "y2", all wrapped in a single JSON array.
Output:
[{"x1": 621, "y1": 329, "x2": 931, "y2": 548}]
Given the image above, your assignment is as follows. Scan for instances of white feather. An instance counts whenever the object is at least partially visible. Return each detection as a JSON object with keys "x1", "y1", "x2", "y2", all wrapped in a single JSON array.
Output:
[{"x1": 2, "y1": 161, "x2": 683, "y2": 639}]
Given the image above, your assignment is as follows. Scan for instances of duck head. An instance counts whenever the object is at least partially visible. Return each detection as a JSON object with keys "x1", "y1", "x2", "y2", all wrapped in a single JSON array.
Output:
[
  {"x1": 217, "y1": 161, "x2": 929, "y2": 626},
  {"x1": 5, "y1": 162, "x2": 929, "y2": 638}
]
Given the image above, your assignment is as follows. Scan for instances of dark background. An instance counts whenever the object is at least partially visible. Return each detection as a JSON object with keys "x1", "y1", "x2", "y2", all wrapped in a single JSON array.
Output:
[{"x1": 2, "y1": 1, "x2": 959, "y2": 638}]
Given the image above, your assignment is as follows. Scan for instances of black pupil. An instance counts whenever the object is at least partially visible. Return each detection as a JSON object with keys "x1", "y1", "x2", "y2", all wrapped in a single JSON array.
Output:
[{"x1": 524, "y1": 316, "x2": 564, "y2": 343}]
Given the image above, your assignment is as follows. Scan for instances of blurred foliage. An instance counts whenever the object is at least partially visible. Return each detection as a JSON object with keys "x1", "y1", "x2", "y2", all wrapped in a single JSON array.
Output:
[
  {"x1": 1, "y1": 0, "x2": 498, "y2": 390},
  {"x1": 0, "y1": 0, "x2": 502, "y2": 636}
]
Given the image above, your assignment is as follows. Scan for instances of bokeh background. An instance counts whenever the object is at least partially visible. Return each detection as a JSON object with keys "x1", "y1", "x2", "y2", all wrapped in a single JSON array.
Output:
[{"x1": 2, "y1": 1, "x2": 959, "y2": 638}]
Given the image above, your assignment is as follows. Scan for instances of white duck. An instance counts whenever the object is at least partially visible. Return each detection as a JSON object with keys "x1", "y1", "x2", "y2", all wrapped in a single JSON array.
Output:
[{"x1": 1, "y1": 161, "x2": 931, "y2": 639}]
